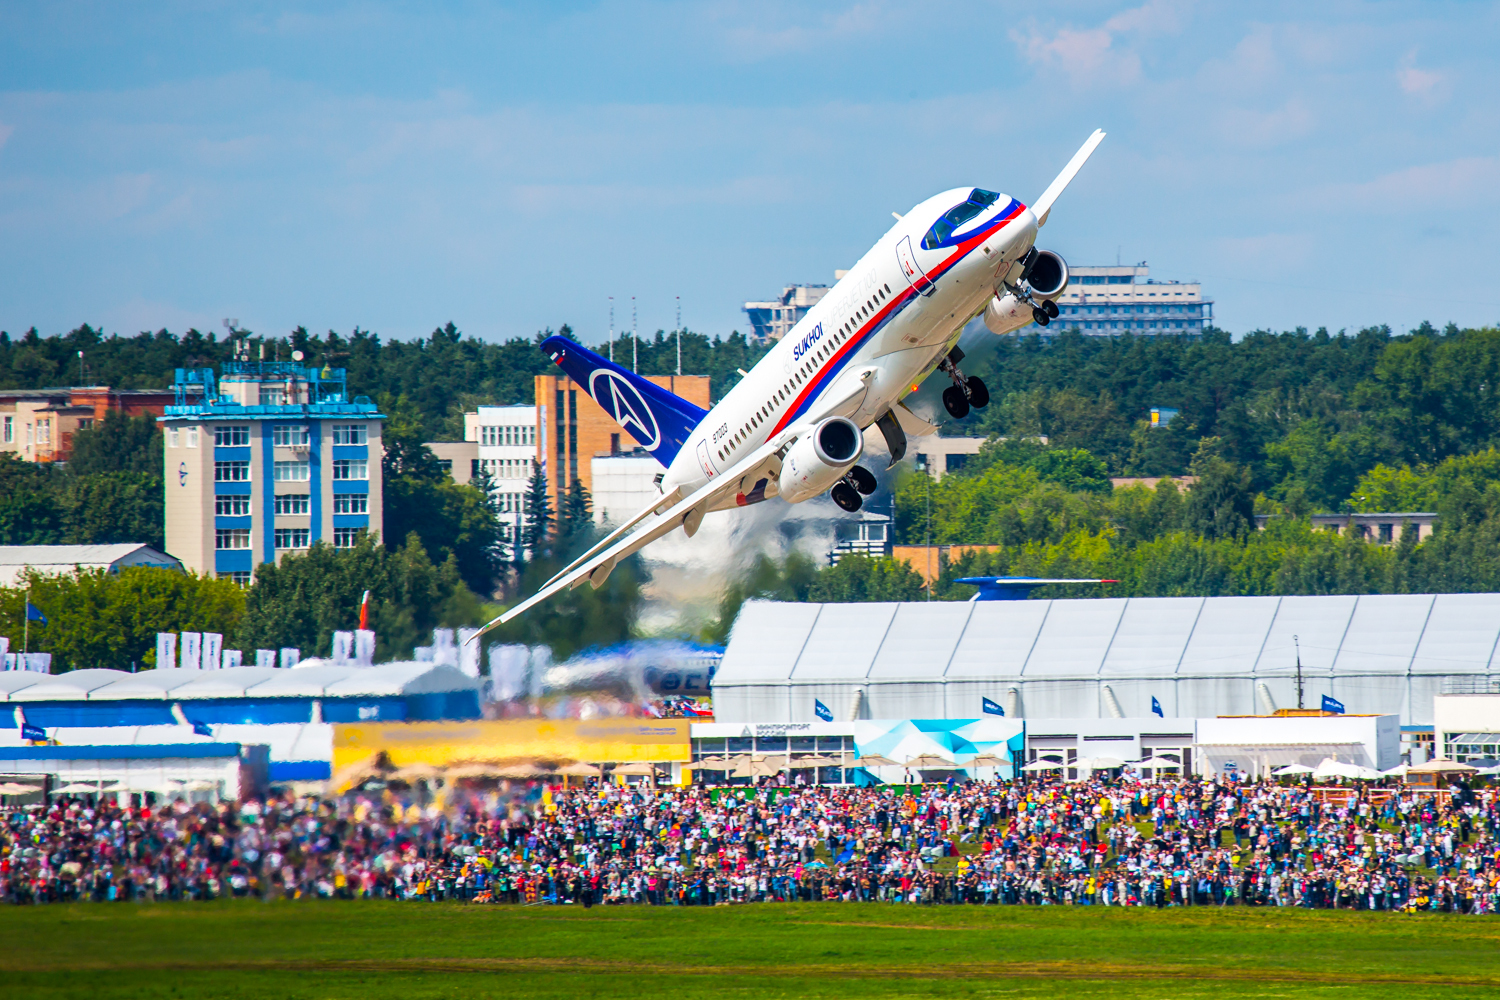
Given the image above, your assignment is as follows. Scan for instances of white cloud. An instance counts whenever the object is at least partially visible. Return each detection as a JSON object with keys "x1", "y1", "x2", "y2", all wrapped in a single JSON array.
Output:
[
  {"x1": 1215, "y1": 98, "x2": 1316, "y2": 148},
  {"x1": 1397, "y1": 50, "x2": 1447, "y2": 104},
  {"x1": 1318, "y1": 156, "x2": 1500, "y2": 212},
  {"x1": 710, "y1": 1, "x2": 896, "y2": 62},
  {"x1": 1010, "y1": 0, "x2": 1191, "y2": 87}
]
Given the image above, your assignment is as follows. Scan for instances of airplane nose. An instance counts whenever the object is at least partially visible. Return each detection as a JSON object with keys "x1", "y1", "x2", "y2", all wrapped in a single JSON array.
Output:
[{"x1": 983, "y1": 209, "x2": 1038, "y2": 278}]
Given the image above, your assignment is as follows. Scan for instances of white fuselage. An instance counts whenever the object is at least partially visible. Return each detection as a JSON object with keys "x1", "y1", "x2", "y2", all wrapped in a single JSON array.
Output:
[{"x1": 663, "y1": 188, "x2": 1040, "y2": 509}]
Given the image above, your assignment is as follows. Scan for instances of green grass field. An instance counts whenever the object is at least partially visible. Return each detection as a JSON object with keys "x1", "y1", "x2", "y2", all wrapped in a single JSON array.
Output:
[{"x1": 2, "y1": 900, "x2": 1498, "y2": 999}]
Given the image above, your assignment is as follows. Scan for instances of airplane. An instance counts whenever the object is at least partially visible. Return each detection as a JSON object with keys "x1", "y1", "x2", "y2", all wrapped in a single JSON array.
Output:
[{"x1": 477, "y1": 129, "x2": 1106, "y2": 636}]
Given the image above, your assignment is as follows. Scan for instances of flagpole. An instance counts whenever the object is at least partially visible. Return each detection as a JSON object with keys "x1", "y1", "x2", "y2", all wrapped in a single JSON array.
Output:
[{"x1": 23, "y1": 587, "x2": 28, "y2": 655}]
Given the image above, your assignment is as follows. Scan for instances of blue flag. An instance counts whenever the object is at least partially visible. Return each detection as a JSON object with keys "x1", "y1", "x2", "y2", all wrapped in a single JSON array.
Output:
[
  {"x1": 982, "y1": 696, "x2": 1005, "y2": 716},
  {"x1": 21, "y1": 723, "x2": 46, "y2": 742},
  {"x1": 814, "y1": 699, "x2": 833, "y2": 722},
  {"x1": 1322, "y1": 694, "x2": 1344, "y2": 714},
  {"x1": 191, "y1": 720, "x2": 213, "y2": 737},
  {"x1": 25, "y1": 601, "x2": 47, "y2": 625},
  {"x1": 1151, "y1": 696, "x2": 1164, "y2": 718}
]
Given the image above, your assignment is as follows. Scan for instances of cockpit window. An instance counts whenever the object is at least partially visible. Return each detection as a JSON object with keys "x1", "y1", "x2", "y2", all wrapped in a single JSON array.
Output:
[{"x1": 921, "y1": 188, "x2": 1002, "y2": 250}]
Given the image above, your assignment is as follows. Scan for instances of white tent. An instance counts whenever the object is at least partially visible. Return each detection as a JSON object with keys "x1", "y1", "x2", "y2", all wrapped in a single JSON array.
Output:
[{"x1": 712, "y1": 594, "x2": 1500, "y2": 725}]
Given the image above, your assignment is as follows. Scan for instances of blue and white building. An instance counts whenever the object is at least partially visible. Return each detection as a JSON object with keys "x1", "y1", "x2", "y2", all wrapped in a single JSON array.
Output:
[
  {"x1": 161, "y1": 362, "x2": 385, "y2": 582},
  {"x1": 1051, "y1": 265, "x2": 1211, "y2": 336}
]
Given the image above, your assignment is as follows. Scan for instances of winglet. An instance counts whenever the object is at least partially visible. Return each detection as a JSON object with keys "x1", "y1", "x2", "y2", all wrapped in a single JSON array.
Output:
[{"x1": 1032, "y1": 129, "x2": 1106, "y2": 228}]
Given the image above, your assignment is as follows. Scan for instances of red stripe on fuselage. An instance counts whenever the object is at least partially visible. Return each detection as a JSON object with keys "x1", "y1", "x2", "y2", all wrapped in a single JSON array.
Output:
[{"x1": 766, "y1": 201, "x2": 1026, "y2": 437}]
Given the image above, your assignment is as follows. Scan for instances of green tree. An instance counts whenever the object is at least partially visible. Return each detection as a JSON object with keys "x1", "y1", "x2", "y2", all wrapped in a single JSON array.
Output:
[
  {"x1": 807, "y1": 555, "x2": 926, "y2": 602},
  {"x1": 522, "y1": 466, "x2": 554, "y2": 559},
  {"x1": 236, "y1": 533, "x2": 484, "y2": 661},
  {"x1": 558, "y1": 476, "x2": 593, "y2": 541},
  {"x1": 0, "y1": 567, "x2": 244, "y2": 671},
  {"x1": 68, "y1": 410, "x2": 162, "y2": 476},
  {"x1": 1184, "y1": 447, "x2": 1255, "y2": 541}
]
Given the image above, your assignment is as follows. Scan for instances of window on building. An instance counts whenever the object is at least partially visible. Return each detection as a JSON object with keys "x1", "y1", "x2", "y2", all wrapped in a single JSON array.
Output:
[
  {"x1": 274, "y1": 494, "x2": 310, "y2": 515},
  {"x1": 273, "y1": 461, "x2": 310, "y2": 481},
  {"x1": 186, "y1": 426, "x2": 198, "y2": 448},
  {"x1": 332, "y1": 459, "x2": 368, "y2": 480},
  {"x1": 273, "y1": 425, "x2": 309, "y2": 446},
  {"x1": 274, "y1": 528, "x2": 310, "y2": 549},
  {"x1": 332, "y1": 493, "x2": 368, "y2": 514},
  {"x1": 260, "y1": 387, "x2": 288, "y2": 406},
  {"x1": 214, "y1": 426, "x2": 250, "y2": 446},
  {"x1": 215, "y1": 496, "x2": 252, "y2": 517},
  {"x1": 332, "y1": 424, "x2": 367, "y2": 445},
  {"x1": 36, "y1": 419, "x2": 50, "y2": 446},
  {"x1": 437, "y1": 458, "x2": 452, "y2": 473},
  {"x1": 2, "y1": 416, "x2": 11, "y2": 443},
  {"x1": 220, "y1": 571, "x2": 252, "y2": 586},
  {"x1": 215, "y1": 461, "x2": 251, "y2": 482},
  {"x1": 481, "y1": 425, "x2": 498, "y2": 446},
  {"x1": 332, "y1": 527, "x2": 362, "y2": 548},
  {"x1": 215, "y1": 528, "x2": 251, "y2": 550},
  {"x1": 77, "y1": 418, "x2": 94, "y2": 431},
  {"x1": 167, "y1": 427, "x2": 179, "y2": 448}
]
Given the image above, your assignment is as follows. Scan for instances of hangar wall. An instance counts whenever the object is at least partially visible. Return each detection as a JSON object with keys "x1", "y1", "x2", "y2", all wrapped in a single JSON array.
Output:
[{"x1": 711, "y1": 594, "x2": 1500, "y2": 726}]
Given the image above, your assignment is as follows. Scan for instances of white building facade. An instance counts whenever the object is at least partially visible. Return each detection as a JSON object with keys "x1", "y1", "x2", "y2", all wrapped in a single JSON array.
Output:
[
  {"x1": 1052, "y1": 265, "x2": 1210, "y2": 336},
  {"x1": 464, "y1": 405, "x2": 538, "y2": 547}
]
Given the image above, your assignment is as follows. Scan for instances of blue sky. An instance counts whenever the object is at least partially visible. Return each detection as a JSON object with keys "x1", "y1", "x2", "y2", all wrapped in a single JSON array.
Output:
[{"x1": 1, "y1": 1, "x2": 1498, "y2": 346}]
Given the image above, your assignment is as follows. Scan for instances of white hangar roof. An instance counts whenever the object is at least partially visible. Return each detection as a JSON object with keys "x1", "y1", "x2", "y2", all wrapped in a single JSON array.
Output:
[{"x1": 712, "y1": 594, "x2": 1500, "y2": 726}]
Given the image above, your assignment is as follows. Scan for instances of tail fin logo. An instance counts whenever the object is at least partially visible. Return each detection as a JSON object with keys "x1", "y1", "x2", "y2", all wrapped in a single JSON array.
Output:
[{"x1": 589, "y1": 369, "x2": 660, "y2": 451}]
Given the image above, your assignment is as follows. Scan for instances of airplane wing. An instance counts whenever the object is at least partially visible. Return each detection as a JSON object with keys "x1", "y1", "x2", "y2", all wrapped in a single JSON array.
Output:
[
  {"x1": 475, "y1": 368, "x2": 879, "y2": 636},
  {"x1": 1032, "y1": 128, "x2": 1106, "y2": 228},
  {"x1": 475, "y1": 439, "x2": 784, "y2": 637}
]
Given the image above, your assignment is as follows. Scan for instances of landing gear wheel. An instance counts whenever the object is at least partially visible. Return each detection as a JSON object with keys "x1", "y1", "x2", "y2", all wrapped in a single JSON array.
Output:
[
  {"x1": 965, "y1": 376, "x2": 990, "y2": 409},
  {"x1": 942, "y1": 385, "x2": 971, "y2": 419},
  {"x1": 848, "y1": 465, "x2": 877, "y2": 495},
  {"x1": 830, "y1": 481, "x2": 863, "y2": 512},
  {"x1": 1032, "y1": 306, "x2": 1051, "y2": 327},
  {"x1": 1043, "y1": 299, "x2": 1059, "y2": 319}
]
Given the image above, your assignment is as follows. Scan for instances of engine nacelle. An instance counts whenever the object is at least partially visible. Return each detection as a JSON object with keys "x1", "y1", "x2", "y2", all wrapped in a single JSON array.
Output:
[
  {"x1": 1025, "y1": 249, "x2": 1068, "y2": 299},
  {"x1": 984, "y1": 292, "x2": 1033, "y2": 335},
  {"x1": 778, "y1": 416, "x2": 863, "y2": 504}
]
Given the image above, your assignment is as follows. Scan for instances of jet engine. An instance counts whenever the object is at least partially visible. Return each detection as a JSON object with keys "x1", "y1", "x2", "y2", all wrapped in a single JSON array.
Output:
[
  {"x1": 983, "y1": 292, "x2": 1032, "y2": 335},
  {"x1": 1025, "y1": 249, "x2": 1069, "y2": 299},
  {"x1": 778, "y1": 416, "x2": 863, "y2": 503},
  {"x1": 985, "y1": 249, "x2": 1069, "y2": 334}
]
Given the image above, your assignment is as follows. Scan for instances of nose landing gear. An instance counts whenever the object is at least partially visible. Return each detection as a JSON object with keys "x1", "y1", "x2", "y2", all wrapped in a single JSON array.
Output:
[{"x1": 938, "y1": 346, "x2": 990, "y2": 420}]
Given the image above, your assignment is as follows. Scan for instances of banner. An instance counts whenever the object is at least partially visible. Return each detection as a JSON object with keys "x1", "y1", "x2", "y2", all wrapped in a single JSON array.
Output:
[
  {"x1": 331, "y1": 717, "x2": 692, "y2": 775},
  {"x1": 982, "y1": 697, "x2": 1004, "y2": 716},
  {"x1": 1322, "y1": 694, "x2": 1345, "y2": 715}
]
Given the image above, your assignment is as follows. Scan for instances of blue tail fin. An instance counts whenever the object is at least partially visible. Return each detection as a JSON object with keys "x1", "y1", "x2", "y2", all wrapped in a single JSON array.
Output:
[{"x1": 540, "y1": 335, "x2": 707, "y2": 466}]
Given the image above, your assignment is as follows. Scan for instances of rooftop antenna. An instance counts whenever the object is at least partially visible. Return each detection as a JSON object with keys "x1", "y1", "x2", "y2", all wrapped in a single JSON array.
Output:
[
  {"x1": 631, "y1": 296, "x2": 637, "y2": 373},
  {"x1": 608, "y1": 297, "x2": 615, "y2": 363},
  {"x1": 675, "y1": 295, "x2": 682, "y2": 376},
  {"x1": 1293, "y1": 634, "x2": 1305, "y2": 710}
]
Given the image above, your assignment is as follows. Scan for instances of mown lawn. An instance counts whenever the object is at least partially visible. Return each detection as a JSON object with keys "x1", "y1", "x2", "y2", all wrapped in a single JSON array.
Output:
[{"x1": 1, "y1": 899, "x2": 1497, "y2": 999}]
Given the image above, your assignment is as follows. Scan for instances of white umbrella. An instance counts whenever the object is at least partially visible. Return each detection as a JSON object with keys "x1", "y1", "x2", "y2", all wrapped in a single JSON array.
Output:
[
  {"x1": 1076, "y1": 755, "x2": 1127, "y2": 770},
  {"x1": 1134, "y1": 756, "x2": 1181, "y2": 769},
  {"x1": 1380, "y1": 763, "x2": 1410, "y2": 777},
  {"x1": 1272, "y1": 763, "x2": 1314, "y2": 776},
  {"x1": 1021, "y1": 759, "x2": 1066, "y2": 771},
  {"x1": 1312, "y1": 758, "x2": 1357, "y2": 779},
  {"x1": 1409, "y1": 758, "x2": 1478, "y2": 773}
]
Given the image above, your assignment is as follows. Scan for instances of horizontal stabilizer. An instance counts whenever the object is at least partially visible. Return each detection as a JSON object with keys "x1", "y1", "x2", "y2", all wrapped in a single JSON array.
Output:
[{"x1": 541, "y1": 335, "x2": 707, "y2": 466}]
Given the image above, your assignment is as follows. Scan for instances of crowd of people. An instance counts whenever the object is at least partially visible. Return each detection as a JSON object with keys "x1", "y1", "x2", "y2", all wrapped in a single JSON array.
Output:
[{"x1": 3, "y1": 775, "x2": 1498, "y2": 914}]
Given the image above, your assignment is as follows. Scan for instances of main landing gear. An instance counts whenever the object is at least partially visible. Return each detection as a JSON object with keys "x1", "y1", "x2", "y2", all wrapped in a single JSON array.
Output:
[
  {"x1": 939, "y1": 346, "x2": 991, "y2": 420},
  {"x1": 1031, "y1": 298, "x2": 1059, "y2": 327},
  {"x1": 830, "y1": 464, "x2": 877, "y2": 512}
]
